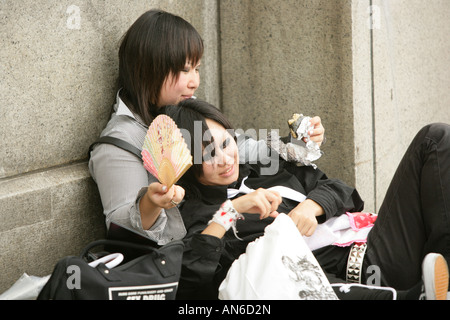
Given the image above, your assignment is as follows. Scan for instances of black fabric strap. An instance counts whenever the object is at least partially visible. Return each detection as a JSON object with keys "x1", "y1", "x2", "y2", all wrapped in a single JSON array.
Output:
[{"x1": 88, "y1": 136, "x2": 142, "y2": 160}]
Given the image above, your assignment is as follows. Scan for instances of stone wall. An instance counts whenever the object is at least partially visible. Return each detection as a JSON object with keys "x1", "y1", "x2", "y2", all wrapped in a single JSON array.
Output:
[{"x1": 370, "y1": 0, "x2": 450, "y2": 209}]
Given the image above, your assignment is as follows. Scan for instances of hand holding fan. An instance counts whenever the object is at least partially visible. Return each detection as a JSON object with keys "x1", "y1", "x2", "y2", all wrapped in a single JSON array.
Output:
[{"x1": 141, "y1": 115, "x2": 193, "y2": 189}]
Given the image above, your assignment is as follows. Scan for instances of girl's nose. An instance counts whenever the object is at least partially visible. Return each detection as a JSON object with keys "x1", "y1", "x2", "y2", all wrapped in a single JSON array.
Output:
[
  {"x1": 216, "y1": 149, "x2": 234, "y2": 167},
  {"x1": 188, "y1": 71, "x2": 200, "y2": 90}
]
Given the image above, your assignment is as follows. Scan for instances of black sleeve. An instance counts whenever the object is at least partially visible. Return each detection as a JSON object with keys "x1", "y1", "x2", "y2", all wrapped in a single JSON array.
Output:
[
  {"x1": 283, "y1": 162, "x2": 365, "y2": 222},
  {"x1": 176, "y1": 231, "x2": 225, "y2": 300},
  {"x1": 175, "y1": 200, "x2": 228, "y2": 300}
]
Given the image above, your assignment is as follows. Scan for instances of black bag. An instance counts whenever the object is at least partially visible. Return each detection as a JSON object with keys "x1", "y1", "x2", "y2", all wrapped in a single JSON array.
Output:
[{"x1": 37, "y1": 239, "x2": 184, "y2": 300}]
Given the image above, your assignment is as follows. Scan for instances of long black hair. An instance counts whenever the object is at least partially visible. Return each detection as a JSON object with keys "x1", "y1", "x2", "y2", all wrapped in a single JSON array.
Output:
[{"x1": 118, "y1": 10, "x2": 204, "y2": 125}]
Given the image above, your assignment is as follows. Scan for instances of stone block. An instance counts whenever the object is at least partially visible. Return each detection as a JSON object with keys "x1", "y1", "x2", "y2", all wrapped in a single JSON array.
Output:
[{"x1": 0, "y1": 163, "x2": 105, "y2": 293}]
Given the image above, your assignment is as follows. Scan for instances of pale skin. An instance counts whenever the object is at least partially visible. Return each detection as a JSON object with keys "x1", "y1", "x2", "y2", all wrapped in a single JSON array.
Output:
[{"x1": 139, "y1": 60, "x2": 325, "y2": 231}]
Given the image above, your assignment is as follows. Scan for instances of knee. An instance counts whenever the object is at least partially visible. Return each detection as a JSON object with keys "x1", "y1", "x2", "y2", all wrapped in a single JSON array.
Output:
[
  {"x1": 426, "y1": 123, "x2": 450, "y2": 140},
  {"x1": 419, "y1": 123, "x2": 450, "y2": 147}
]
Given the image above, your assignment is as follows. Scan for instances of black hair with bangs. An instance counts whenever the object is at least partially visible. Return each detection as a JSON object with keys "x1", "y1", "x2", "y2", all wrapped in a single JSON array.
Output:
[{"x1": 118, "y1": 10, "x2": 204, "y2": 126}]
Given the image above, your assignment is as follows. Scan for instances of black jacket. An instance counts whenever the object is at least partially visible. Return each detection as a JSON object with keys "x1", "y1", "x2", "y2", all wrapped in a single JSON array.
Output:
[{"x1": 176, "y1": 161, "x2": 364, "y2": 299}]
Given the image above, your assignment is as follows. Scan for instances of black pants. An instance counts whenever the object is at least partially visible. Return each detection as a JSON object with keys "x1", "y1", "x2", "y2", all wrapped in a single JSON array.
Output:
[
  {"x1": 316, "y1": 123, "x2": 450, "y2": 298},
  {"x1": 364, "y1": 123, "x2": 450, "y2": 290}
]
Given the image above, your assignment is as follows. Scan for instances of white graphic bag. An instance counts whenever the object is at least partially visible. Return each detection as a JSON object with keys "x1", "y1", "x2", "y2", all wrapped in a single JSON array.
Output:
[{"x1": 219, "y1": 214, "x2": 337, "y2": 300}]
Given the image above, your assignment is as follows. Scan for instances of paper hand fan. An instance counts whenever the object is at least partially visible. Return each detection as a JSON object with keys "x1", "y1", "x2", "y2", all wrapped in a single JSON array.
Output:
[{"x1": 141, "y1": 115, "x2": 193, "y2": 189}]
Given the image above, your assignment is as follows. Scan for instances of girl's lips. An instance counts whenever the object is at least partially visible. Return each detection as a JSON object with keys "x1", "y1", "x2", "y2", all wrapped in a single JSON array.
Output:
[{"x1": 220, "y1": 164, "x2": 235, "y2": 178}]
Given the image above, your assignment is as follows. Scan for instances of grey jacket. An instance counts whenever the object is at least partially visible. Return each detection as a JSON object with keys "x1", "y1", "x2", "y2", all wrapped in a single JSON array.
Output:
[{"x1": 89, "y1": 92, "x2": 270, "y2": 245}]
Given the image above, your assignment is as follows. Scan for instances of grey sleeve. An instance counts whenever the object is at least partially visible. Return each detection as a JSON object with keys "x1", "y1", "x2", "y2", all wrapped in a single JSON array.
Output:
[{"x1": 88, "y1": 143, "x2": 186, "y2": 244}]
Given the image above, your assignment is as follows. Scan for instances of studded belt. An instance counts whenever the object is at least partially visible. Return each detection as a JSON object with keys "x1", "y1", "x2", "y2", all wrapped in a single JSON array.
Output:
[{"x1": 346, "y1": 243, "x2": 367, "y2": 283}]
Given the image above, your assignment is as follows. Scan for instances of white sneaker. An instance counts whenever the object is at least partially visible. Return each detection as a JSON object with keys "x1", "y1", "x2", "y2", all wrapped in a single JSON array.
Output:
[{"x1": 421, "y1": 253, "x2": 449, "y2": 300}]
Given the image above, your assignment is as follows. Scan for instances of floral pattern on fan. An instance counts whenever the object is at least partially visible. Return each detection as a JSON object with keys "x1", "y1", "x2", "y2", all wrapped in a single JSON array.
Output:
[{"x1": 141, "y1": 115, "x2": 193, "y2": 188}]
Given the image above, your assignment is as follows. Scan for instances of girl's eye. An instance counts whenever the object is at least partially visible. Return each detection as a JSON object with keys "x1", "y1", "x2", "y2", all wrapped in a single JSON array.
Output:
[
  {"x1": 202, "y1": 142, "x2": 215, "y2": 162},
  {"x1": 202, "y1": 138, "x2": 230, "y2": 162},
  {"x1": 182, "y1": 64, "x2": 200, "y2": 73},
  {"x1": 222, "y1": 138, "x2": 230, "y2": 149}
]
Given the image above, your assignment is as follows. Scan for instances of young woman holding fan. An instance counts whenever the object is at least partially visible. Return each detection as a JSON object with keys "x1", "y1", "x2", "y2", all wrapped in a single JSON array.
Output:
[{"x1": 88, "y1": 9, "x2": 325, "y2": 244}]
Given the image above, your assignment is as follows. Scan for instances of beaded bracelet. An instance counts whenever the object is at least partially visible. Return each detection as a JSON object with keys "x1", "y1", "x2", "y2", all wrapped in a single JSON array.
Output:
[{"x1": 209, "y1": 200, "x2": 245, "y2": 239}]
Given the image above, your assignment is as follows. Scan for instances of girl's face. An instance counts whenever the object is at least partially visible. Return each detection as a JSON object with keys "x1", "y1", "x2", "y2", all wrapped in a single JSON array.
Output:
[
  {"x1": 157, "y1": 61, "x2": 201, "y2": 107},
  {"x1": 197, "y1": 119, "x2": 239, "y2": 186}
]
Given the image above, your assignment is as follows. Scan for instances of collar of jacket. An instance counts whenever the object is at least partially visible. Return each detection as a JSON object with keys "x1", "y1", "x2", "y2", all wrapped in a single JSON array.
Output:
[{"x1": 114, "y1": 89, "x2": 148, "y2": 128}]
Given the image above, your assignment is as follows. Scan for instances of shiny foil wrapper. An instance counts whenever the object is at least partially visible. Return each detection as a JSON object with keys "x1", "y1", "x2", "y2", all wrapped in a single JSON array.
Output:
[{"x1": 267, "y1": 114, "x2": 322, "y2": 168}]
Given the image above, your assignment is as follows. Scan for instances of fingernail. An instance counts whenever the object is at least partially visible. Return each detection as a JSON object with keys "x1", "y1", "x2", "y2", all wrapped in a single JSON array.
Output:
[{"x1": 162, "y1": 186, "x2": 167, "y2": 192}]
